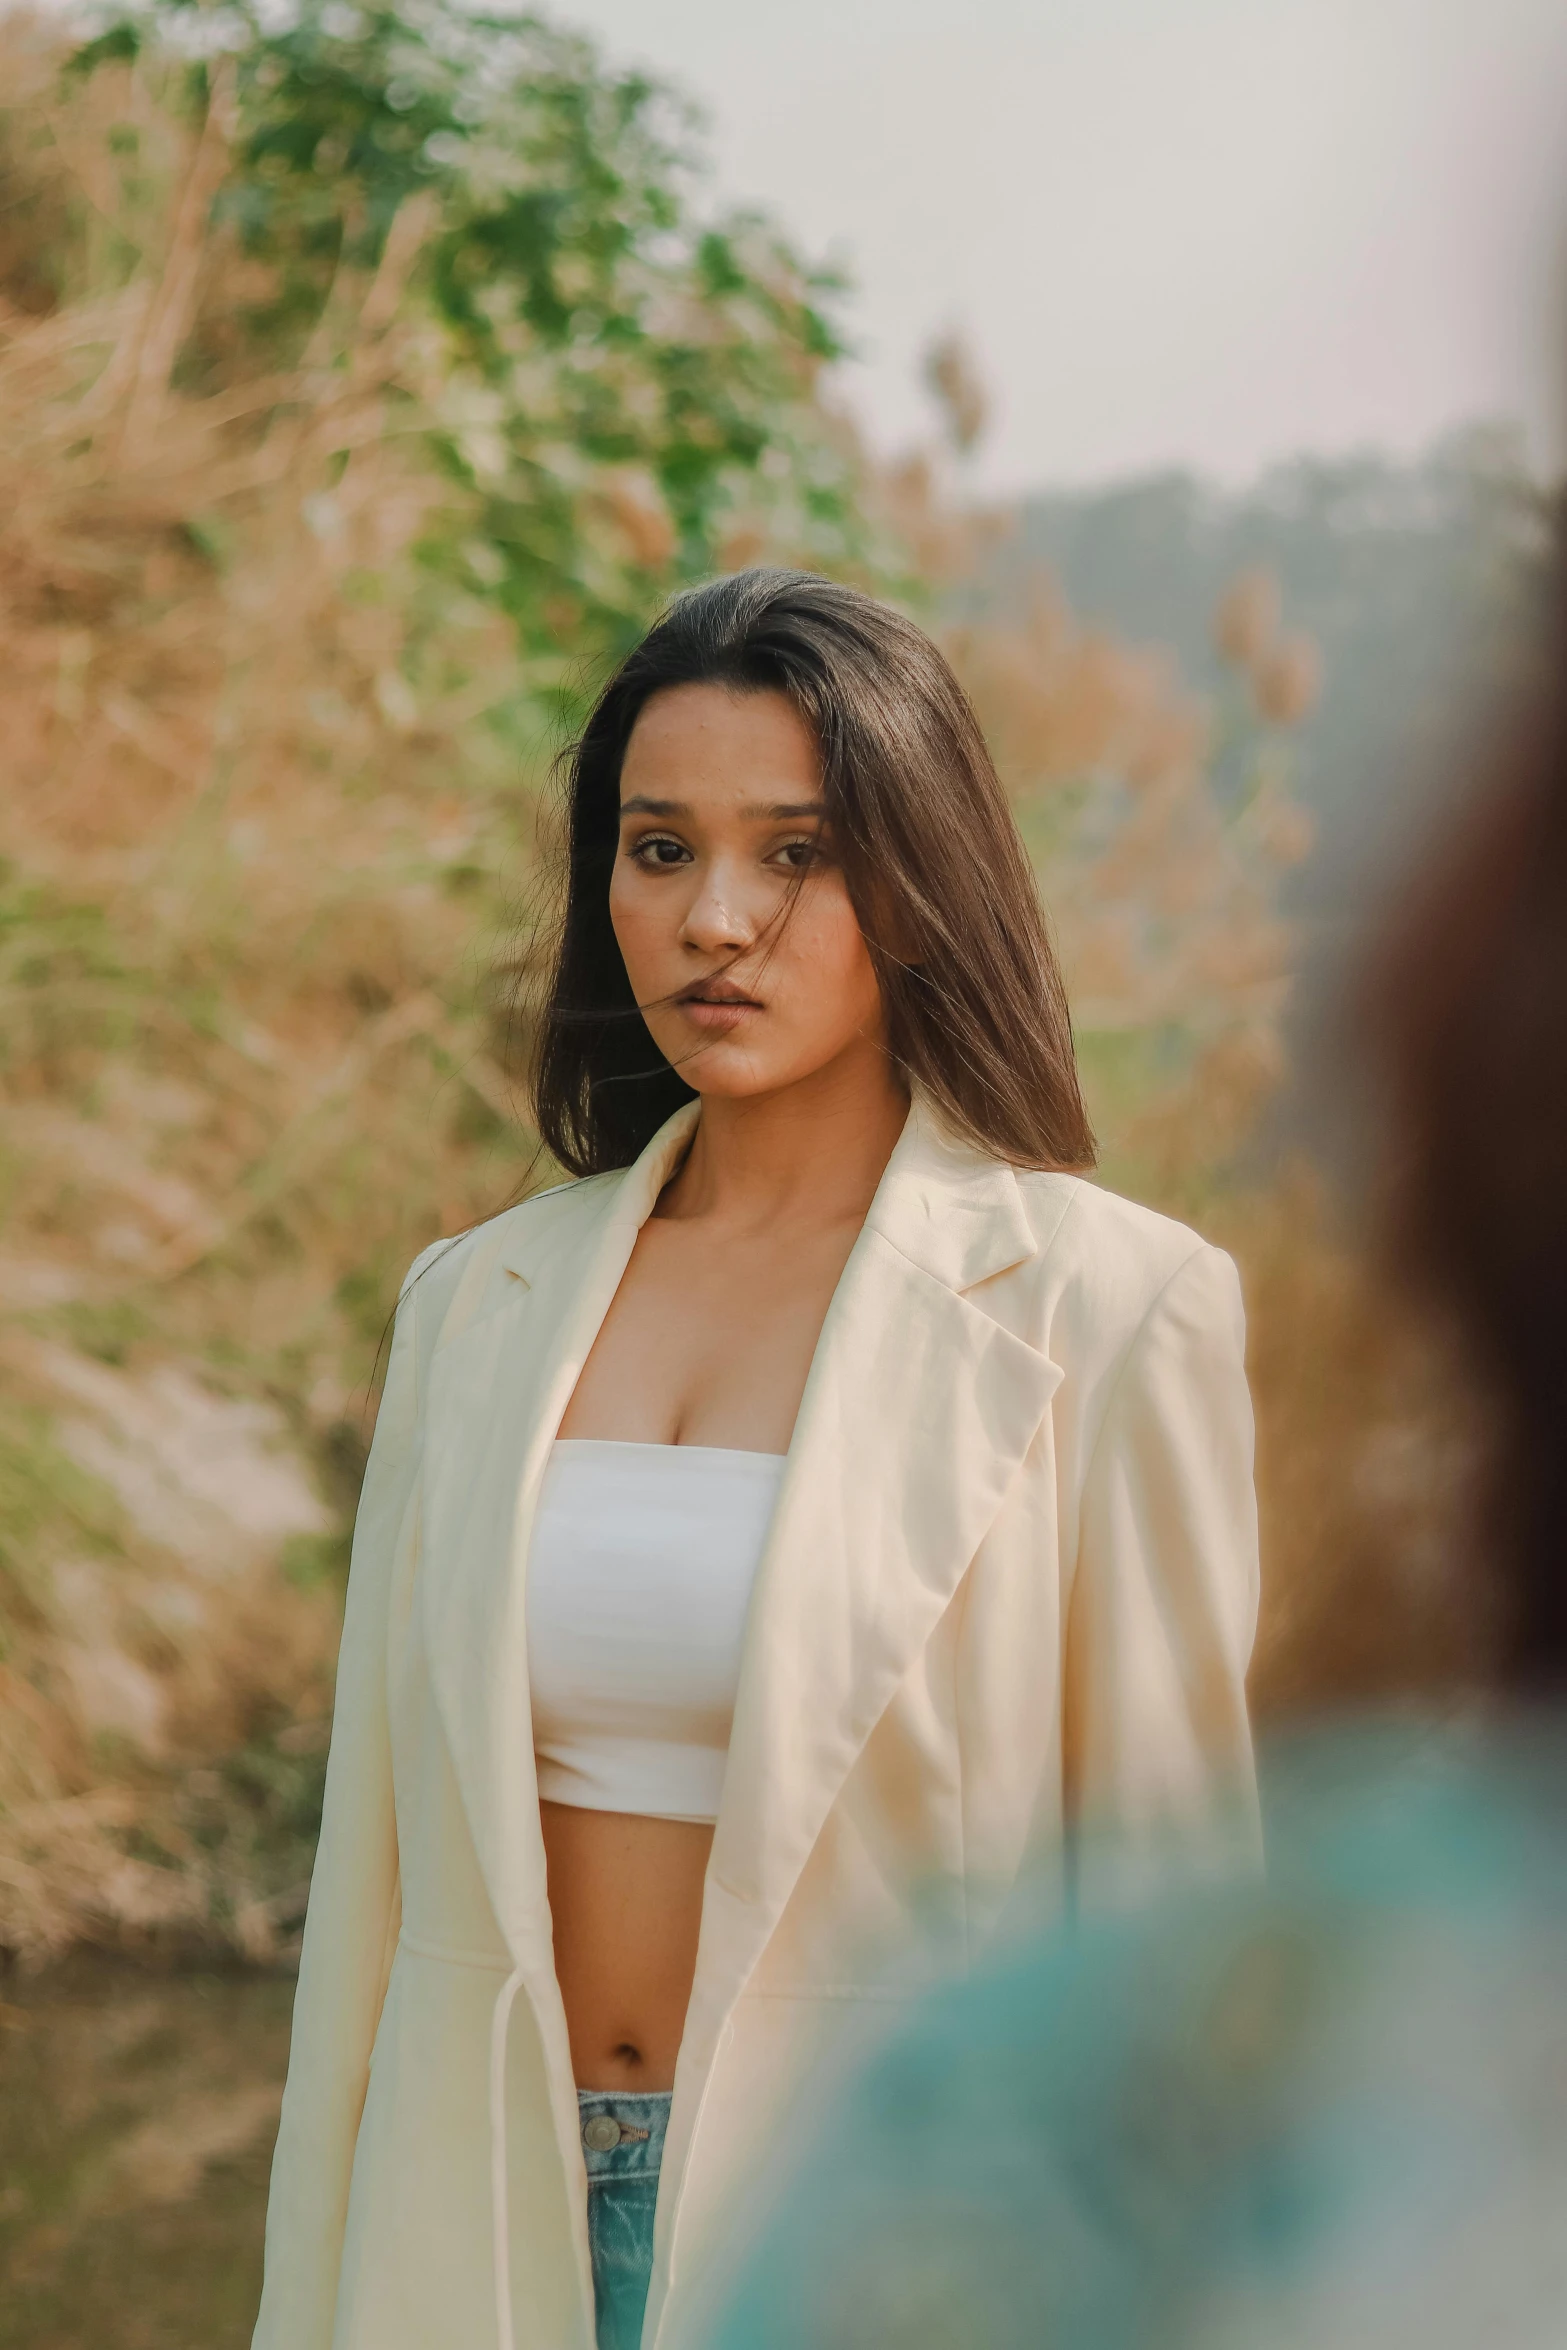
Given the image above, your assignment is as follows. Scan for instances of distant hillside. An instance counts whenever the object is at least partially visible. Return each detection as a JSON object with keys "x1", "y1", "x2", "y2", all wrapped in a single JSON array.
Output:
[{"x1": 976, "y1": 427, "x2": 1553, "y2": 936}]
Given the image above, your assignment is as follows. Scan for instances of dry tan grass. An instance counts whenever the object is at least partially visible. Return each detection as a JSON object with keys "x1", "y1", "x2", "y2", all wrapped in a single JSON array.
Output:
[
  {"x1": 1223, "y1": 1178, "x2": 1492, "y2": 1717},
  {"x1": 1, "y1": 19, "x2": 539, "y2": 1957}
]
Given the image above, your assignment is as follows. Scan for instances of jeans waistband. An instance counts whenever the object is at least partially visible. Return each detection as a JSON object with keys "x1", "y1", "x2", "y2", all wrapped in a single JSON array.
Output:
[{"x1": 578, "y1": 2090, "x2": 672, "y2": 2182}]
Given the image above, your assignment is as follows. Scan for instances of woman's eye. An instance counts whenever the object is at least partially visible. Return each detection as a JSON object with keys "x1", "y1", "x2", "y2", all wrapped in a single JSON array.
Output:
[
  {"x1": 775, "y1": 837, "x2": 822, "y2": 872},
  {"x1": 629, "y1": 834, "x2": 690, "y2": 868}
]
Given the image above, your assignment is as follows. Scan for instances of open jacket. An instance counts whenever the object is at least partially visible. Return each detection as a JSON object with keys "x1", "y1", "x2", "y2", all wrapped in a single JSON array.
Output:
[{"x1": 253, "y1": 1099, "x2": 1260, "y2": 2350}]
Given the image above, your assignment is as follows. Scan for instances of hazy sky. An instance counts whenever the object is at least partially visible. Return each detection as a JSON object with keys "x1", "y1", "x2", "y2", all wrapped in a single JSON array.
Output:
[{"x1": 556, "y1": 0, "x2": 1567, "y2": 493}]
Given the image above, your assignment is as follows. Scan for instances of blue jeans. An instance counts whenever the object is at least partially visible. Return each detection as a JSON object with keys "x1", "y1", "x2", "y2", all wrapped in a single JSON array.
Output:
[{"x1": 579, "y1": 2090, "x2": 671, "y2": 2350}]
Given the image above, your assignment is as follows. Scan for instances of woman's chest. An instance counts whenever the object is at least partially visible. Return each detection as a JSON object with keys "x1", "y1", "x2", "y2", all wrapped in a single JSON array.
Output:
[{"x1": 557, "y1": 1215, "x2": 859, "y2": 1453}]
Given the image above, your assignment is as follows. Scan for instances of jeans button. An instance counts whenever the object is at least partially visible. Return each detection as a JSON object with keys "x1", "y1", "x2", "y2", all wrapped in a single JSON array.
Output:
[{"x1": 583, "y1": 2114, "x2": 622, "y2": 2153}]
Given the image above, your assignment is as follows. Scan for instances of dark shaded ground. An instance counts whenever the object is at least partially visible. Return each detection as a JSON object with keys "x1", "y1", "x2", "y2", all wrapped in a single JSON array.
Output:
[{"x1": 0, "y1": 1956, "x2": 292, "y2": 2350}]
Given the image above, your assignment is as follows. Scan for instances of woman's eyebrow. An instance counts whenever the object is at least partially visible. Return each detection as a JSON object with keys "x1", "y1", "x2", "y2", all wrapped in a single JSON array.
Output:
[{"x1": 617, "y1": 796, "x2": 827, "y2": 820}]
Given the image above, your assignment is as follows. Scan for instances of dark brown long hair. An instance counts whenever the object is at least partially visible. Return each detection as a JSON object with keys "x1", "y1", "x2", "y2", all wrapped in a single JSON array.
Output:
[
  {"x1": 532, "y1": 568, "x2": 1093, "y2": 1179},
  {"x1": 1368, "y1": 528, "x2": 1567, "y2": 1689}
]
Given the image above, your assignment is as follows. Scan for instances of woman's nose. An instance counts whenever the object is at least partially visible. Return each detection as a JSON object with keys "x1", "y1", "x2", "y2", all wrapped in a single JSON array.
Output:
[{"x1": 678, "y1": 862, "x2": 754, "y2": 954}]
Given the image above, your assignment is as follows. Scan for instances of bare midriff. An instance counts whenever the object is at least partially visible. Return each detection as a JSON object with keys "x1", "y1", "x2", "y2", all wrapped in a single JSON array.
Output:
[{"x1": 540, "y1": 1799, "x2": 714, "y2": 2091}]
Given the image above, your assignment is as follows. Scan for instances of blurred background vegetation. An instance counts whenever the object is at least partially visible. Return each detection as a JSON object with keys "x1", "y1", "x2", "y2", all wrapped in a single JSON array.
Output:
[{"x1": 0, "y1": 2, "x2": 1552, "y2": 2341}]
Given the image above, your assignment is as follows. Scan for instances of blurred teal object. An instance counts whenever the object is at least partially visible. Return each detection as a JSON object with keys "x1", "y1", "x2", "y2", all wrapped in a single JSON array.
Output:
[{"x1": 706, "y1": 1723, "x2": 1567, "y2": 2350}]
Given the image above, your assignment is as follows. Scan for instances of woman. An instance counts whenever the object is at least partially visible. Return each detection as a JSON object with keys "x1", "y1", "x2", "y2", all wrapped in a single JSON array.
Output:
[{"x1": 252, "y1": 570, "x2": 1260, "y2": 2350}]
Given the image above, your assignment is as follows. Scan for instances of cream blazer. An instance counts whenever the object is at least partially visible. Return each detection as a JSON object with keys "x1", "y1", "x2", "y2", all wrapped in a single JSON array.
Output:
[{"x1": 253, "y1": 1099, "x2": 1260, "y2": 2350}]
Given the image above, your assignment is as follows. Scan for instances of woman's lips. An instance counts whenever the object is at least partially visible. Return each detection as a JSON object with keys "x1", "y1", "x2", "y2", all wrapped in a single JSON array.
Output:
[{"x1": 679, "y1": 989, "x2": 761, "y2": 1032}]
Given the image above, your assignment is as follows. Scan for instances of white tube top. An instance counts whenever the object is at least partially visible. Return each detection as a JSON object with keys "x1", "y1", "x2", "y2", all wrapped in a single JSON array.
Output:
[{"x1": 526, "y1": 1439, "x2": 786, "y2": 1825}]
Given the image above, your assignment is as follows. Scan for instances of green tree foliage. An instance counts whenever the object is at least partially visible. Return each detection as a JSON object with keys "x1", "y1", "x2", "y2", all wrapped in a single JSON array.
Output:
[{"x1": 67, "y1": 0, "x2": 874, "y2": 698}]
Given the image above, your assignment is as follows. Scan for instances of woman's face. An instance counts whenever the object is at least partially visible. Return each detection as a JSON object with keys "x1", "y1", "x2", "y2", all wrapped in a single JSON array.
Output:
[{"x1": 610, "y1": 683, "x2": 886, "y2": 1101}]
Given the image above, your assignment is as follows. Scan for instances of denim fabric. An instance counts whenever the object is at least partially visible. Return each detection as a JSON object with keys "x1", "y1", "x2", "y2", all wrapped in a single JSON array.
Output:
[{"x1": 579, "y1": 2090, "x2": 671, "y2": 2350}]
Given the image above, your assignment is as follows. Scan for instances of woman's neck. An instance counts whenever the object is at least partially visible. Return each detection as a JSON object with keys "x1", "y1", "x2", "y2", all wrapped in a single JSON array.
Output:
[{"x1": 658, "y1": 1044, "x2": 908, "y2": 1235}]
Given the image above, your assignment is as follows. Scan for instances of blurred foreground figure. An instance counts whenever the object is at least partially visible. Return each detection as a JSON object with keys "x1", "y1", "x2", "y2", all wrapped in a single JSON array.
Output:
[{"x1": 705, "y1": 550, "x2": 1567, "y2": 2350}]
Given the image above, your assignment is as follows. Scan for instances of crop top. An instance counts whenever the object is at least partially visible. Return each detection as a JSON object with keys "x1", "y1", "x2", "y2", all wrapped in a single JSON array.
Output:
[{"x1": 526, "y1": 1438, "x2": 786, "y2": 1826}]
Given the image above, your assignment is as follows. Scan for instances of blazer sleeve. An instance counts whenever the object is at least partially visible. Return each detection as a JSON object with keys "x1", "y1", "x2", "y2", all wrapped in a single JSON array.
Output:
[
  {"x1": 1063, "y1": 1241, "x2": 1260, "y2": 1880},
  {"x1": 252, "y1": 1253, "x2": 430, "y2": 2350}
]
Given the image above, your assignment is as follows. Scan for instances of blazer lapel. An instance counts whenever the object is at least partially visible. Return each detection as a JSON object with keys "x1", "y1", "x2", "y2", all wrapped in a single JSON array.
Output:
[
  {"x1": 696, "y1": 1098, "x2": 1066, "y2": 1996},
  {"x1": 419, "y1": 1105, "x2": 700, "y2": 1970}
]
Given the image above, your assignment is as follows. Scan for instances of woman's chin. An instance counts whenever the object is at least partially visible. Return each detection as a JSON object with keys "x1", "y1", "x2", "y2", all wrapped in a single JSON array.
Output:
[
  {"x1": 666, "y1": 1029, "x2": 892, "y2": 1106},
  {"x1": 683, "y1": 1057, "x2": 786, "y2": 1100},
  {"x1": 669, "y1": 1037, "x2": 806, "y2": 1100},
  {"x1": 648, "y1": 1012, "x2": 882, "y2": 1103}
]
